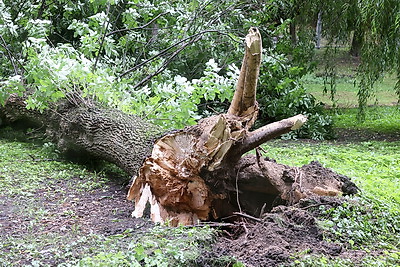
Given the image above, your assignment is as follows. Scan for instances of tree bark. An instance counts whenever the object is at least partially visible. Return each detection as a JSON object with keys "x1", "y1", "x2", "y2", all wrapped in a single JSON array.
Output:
[
  {"x1": 350, "y1": 28, "x2": 363, "y2": 57},
  {"x1": 289, "y1": 22, "x2": 297, "y2": 45},
  {"x1": 0, "y1": 28, "x2": 358, "y2": 226},
  {"x1": 315, "y1": 11, "x2": 322, "y2": 49}
]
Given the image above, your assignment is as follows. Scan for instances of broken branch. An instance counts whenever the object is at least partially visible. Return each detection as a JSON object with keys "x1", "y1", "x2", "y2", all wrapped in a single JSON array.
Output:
[{"x1": 239, "y1": 114, "x2": 308, "y2": 155}]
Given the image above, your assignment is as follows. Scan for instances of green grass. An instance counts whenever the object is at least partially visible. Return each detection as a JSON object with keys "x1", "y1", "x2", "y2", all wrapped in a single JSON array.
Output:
[
  {"x1": 77, "y1": 226, "x2": 223, "y2": 266},
  {"x1": 0, "y1": 141, "x2": 108, "y2": 197},
  {"x1": 333, "y1": 105, "x2": 400, "y2": 133},
  {"x1": 304, "y1": 47, "x2": 399, "y2": 107},
  {"x1": 305, "y1": 76, "x2": 398, "y2": 107}
]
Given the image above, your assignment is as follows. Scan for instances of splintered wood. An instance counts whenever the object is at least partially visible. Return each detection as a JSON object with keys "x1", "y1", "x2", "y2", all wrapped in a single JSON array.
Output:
[
  {"x1": 127, "y1": 114, "x2": 246, "y2": 226},
  {"x1": 126, "y1": 27, "x2": 354, "y2": 226},
  {"x1": 228, "y1": 27, "x2": 262, "y2": 126}
]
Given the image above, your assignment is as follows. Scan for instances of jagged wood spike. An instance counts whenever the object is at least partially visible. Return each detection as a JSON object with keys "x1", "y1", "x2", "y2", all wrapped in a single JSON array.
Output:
[{"x1": 227, "y1": 27, "x2": 262, "y2": 128}]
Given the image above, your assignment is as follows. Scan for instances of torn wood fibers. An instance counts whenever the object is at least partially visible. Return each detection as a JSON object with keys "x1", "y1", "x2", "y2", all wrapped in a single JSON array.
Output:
[{"x1": 127, "y1": 28, "x2": 345, "y2": 226}]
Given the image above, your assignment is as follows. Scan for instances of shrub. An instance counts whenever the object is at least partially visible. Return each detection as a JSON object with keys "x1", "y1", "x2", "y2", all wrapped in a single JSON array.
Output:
[{"x1": 256, "y1": 52, "x2": 335, "y2": 140}]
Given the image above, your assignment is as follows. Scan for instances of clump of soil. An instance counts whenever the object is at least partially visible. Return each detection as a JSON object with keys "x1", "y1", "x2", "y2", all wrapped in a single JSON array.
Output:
[
  {"x1": 301, "y1": 160, "x2": 358, "y2": 195},
  {"x1": 210, "y1": 196, "x2": 360, "y2": 267}
]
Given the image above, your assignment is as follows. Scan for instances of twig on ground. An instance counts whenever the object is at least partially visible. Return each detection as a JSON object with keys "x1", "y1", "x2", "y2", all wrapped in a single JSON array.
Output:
[
  {"x1": 300, "y1": 202, "x2": 335, "y2": 210},
  {"x1": 241, "y1": 221, "x2": 249, "y2": 239},
  {"x1": 20, "y1": 155, "x2": 62, "y2": 162},
  {"x1": 196, "y1": 222, "x2": 235, "y2": 227},
  {"x1": 233, "y1": 212, "x2": 263, "y2": 223}
]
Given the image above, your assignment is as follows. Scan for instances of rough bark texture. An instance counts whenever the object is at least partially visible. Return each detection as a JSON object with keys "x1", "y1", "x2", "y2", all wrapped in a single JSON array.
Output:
[
  {"x1": 315, "y1": 11, "x2": 322, "y2": 49},
  {"x1": 1, "y1": 94, "x2": 162, "y2": 176}
]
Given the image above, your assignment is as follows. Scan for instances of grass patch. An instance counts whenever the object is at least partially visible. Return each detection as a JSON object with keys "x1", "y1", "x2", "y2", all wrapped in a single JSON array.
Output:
[
  {"x1": 77, "y1": 226, "x2": 224, "y2": 267},
  {"x1": 304, "y1": 74, "x2": 398, "y2": 107},
  {"x1": 304, "y1": 47, "x2": 399, "y2": 107},
  {"x1": 0, "y1": 139, "x2": 108, "y2": 197},
  {"x1": 333, "y1": 105, "x2": 400, "y2": 133}
]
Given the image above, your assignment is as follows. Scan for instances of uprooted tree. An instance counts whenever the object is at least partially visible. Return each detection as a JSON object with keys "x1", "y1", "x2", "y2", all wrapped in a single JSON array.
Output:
[{"x1": 0, "y1": 28, "x2": 357, "y2": 226}]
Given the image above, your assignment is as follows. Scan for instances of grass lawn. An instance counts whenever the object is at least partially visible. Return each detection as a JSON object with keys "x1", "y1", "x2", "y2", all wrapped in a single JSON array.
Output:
[
  {"x1": 333, "y1": 105, "x2": 400, "y2": 134},
  {"x1": 305, "y1": 76, "x2": 398, "y2": 107},
  {"x1": 304, "y1": 48, "x2": 399, "y2": 107}
]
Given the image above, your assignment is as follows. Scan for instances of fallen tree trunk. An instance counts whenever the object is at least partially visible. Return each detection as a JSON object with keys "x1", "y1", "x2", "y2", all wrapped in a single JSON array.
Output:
[
  {"x1": 0, "y1": 95, "x2": 162, "y2": 176},
  {"x1": 0, "y1": 28, "x2": 357, "y2": 226}
]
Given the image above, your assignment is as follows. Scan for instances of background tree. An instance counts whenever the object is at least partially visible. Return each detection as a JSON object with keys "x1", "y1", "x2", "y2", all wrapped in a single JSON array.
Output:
[{"x1": 289, "y1": 0, "x2": 400, "y2": 116}]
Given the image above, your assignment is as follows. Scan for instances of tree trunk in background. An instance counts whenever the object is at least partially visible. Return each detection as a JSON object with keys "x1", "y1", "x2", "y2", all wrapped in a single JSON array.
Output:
[
  {"x1": 0, "y1": 28, "x2": 358, "y2": 226},
  {"x1": 350, "y1": 28, "x2": 363, "y2": 57},
  {"x1": 290, "y1": 22, "x2": 297, "y2": 45},
  {"x1": 315, "y1": 11, "x2": 322, "y2": 49}
]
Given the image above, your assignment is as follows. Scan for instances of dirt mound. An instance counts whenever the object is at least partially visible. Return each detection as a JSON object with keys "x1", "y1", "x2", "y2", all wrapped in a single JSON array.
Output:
[
  {"x1": 301, "y1": 160, "x2": 358, "y2": 195},
  {"x1": 211, "y1": 197, "x2": 352, "y2": 266}
]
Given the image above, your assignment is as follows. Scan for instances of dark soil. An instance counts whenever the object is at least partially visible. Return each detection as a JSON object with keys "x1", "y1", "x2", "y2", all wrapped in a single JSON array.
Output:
[
  {"x1": 335, "y1": 128, "x2": 400, "y2": 142},
  {"x1": 0, "y1": 181, "x2": 152, "y2": 239},
  {"x1": 210, "y1": 197, "x2": 364, "y2": 267}
]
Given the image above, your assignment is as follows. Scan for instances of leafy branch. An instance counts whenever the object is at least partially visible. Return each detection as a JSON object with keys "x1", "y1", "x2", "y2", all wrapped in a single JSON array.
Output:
[
  {"x1": 106, "y1": 12, "x2": 169, "y2": 37},
  {"x1": 0, "y1": 34, "x2": 26, "y2": 75},
  {"x1": 121, "y1": 29, "x2": 241, "y2": 81},
  {"x1": 93, "y1": 2, "x2": 112, "y2": 70}
]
